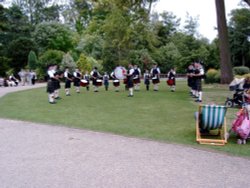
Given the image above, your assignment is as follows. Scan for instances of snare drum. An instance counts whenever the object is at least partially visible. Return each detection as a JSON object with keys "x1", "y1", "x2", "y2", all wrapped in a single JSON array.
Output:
[
  {"x1": 152, "y1": 77, "x2": 160, "y2": 84},
  {"x1": 113, "y1": 79, "x2": 120, "y2": 87},
  {"x1": 96, "y1": 79, "x2": 103, "y2": 86},
  {"x1": 80, "y1": 79, "x2": 89, "y2": 87}
]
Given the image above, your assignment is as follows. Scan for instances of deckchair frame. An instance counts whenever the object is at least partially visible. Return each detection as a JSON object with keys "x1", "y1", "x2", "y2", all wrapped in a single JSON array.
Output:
[{"x1": 196, "y1": 105, "x2": 227, "y2": 146}]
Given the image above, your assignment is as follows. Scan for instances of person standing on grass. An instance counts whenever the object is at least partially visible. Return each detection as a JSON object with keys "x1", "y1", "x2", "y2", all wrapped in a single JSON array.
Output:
[
  {"x1": 167, "y1": 68, "x2": 176, "y2": 92},
  {"x1": 30, "y1": 70, "x2": 37, "y2": 85},
  {"x1": 64, "y1": 67, "x2": 73, "y2": 96},
  {"x1": 47, "y1": 65, "x2": 57, "y2": 104},
  {"x1": 110, "y1": 70, "x2": 120, "y2": 92},
  {"x1": 83, "y1": 71, "x2": 90, "y2": 91},
  {"x1": 150, "y1": 63, "x2": 161, "y2": 91},
  {"x1": 90, "y1": 67, "x2": 102, "y2": 92},
  {"x1": 143, "y1": 69, "x2": 150, "y2": 91},
  {"x1": 103, "y1": 72, "x2": 109, "y2": 91},
  {"x1": 73, "y1": 68, "x2": 82, "y2": 93},
  {"x1": 125, "y1": 63, "x2": 135, "y2": 97},
  {"x1": 133, "y1": 64, "x2": 141, "y2": 91},
  {"x1": 186, "y1": 63, "x2": 195, "y2": 96},
  {"x1": 193, "y1": 62, "x2": 204, "y2": 103}
]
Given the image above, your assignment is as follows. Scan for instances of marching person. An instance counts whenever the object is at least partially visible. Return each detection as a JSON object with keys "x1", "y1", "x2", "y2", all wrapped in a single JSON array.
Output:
[
  {"x1": 186, "y1": 63, "x2": 195, "y2": 96},
  {"x1": 144, "y1": 69, "x2": 150, "y2": 91},
  {"x1": 53, "y1": 65, "x2": 63, "y2": 99},
  {"x1": 111, "y1": 70, "x2": 120, "y2": 92},
  {"x1": 90, "y1": 67, "x2": 102, "y2": 92},
  {"x1": 103, "y1": 72, "x2": 110, "y2": 91},
  {"x1": 193, "y1": 62, "x2": 204, "y2": 103},
  {"x1": 47, "y1": 65, "x2": 58, "y2": 104},
  {"x1": 83, "y1": 71, "x2": 90, "y2": 91},
  {"x1": 73, "y1": 68, "x2": 82, "y2": 93},
  {"x1": 126, "y1": 63, "x2": 135, "y2": 97},
  {"x1": 150, "y1": 63, "x2": 161, "y2": 91},
  {"x1": 167, "y1": 68, "x2": 176, "y2": 92},
  {"x1": 64, "y1": 67, "x2": 73, "y2": 96},
  {"x1": 133, "y1": 64, "x2": 141, "y2": 91}
]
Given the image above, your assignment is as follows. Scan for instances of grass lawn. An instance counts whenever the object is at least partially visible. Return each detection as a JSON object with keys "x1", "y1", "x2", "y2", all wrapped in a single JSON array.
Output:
[{"x1": 0, "y1": 80, "x2": 249, "y2": 158}]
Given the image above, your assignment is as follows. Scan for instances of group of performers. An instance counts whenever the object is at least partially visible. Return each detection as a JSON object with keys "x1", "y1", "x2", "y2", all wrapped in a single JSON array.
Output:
[
  {"x1": 186, "y1": 62, "x2": 205, "y2": 103},
  {"x1": 46, "y1": 63, "x2": 161, "y2": 103}
]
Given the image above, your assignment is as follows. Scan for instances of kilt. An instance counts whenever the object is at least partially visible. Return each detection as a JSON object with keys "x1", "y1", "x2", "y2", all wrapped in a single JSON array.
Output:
[
  {"x1": 65, "y1": 80, "x2": 71, "y2": 89},
  {"x1": 74, "y1": 78, "x2": 80, "y2": 87},
  {"x1": 127, "y1": 77, "x2": 134, "y2": 88},
  {"x1": 47, "y1": 80, "x2": 55, "y2": 94},
  {"x1": 195, "y1": 79, "x2": 202, "y2": 91}
]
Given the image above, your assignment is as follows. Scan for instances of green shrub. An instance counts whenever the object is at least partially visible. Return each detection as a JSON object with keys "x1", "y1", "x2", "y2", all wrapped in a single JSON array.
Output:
[
  {"x1": 205, "y1": 69, "x2": 220, "y2": 84},
  {"x1": 233, "y1": 66, "x2": 250, "y2": 75}
]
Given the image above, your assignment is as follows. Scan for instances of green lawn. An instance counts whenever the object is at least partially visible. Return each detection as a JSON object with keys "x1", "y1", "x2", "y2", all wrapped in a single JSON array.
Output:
[{"x1": 0, "y1": 80, "x2": 249, "y2": 157}]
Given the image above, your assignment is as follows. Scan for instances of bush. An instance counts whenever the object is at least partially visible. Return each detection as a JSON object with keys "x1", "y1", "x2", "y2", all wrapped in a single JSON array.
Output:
[
  {"x1": 233, "y1": 66, "x2": 250, "y2": 75},
  {"x1": 205, "y1": 69, "x2": 220, "y2": 84}
]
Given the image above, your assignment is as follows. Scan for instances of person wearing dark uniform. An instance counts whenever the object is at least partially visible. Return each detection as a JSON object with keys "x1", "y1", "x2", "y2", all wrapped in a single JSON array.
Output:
[
  {"x1": 47, "y1": 65, "x2": 57, "y2": 104},
  {"x1": 110, "y1": 70, "x2": 120, "y2": 92},
  {"x1": 73, "y1": 68, "x2": 82, "y2": 93},
  {"x1": 133, "y1": 65, "x2": 141, "y2": 91},
  {"x1": 143, "y1": 69, "x2": 150, "y2": 91},
  {"x1": 193, "y1": 62, "x2": 204, "y2": 102},
  {"x1": 83, "y1": 71, "x2": 90, "y2": 91},
  {"x1": 64, "y1": 67, "x2": 73, "y2": 96},
  {"x1": 167, "y1": 68, "x2": 176, "y2": 92},
  {"x1": 150, "y1": 63, "x2": 161, "y2": 91},
  {"x1": 90, "y1": 67, "x2": 102, "y2": 92},
  {"x1": 103, "y1": 72, "x2": 109, "y2": 91},
  {"x1": 186, "y1": 63, "x2": 195, "y2": 96},
  {"x1": 126, "y1": 63, "x2": 135, "y2": 97}
]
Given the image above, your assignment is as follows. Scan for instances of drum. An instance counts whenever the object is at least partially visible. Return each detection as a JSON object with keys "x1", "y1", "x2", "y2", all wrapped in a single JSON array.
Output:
[
  {"x1": 113, "y1": 79, "x2": 120, "y2": 87},
  {"x1": 80, "y1": 79, "x2": 89, "y2": 87},
  {"x1": 152, "y1": 77, "x2": 160, "y2": 84},
  {"x1": 167, "y1": 79, "x2": 174, "y2": 86},
  {"x1": 96, "y1": 79, "x2": 103, "y2": 86},
  {"x1": 114, "y1": 66, "x2": 127, "y2": 80}
]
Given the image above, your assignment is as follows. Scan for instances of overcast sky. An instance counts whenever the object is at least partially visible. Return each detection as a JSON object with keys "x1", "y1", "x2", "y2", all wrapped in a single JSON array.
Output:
[{"x1": 153, "y1": 0, "x2": 243, "y2": 41}]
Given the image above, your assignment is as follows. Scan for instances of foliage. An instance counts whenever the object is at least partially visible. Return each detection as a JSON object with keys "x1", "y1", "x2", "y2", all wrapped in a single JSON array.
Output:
[
  {"x1": 60, "y1": 52, "x2": 77, "y2": 72},
  {"x1": 233, "y1": 66, "x2": 250, "y2": 75},
  {"x1": 76, "y1": 53, "x2": 92, "y2": 73},
  {"x1": 0, "y1": 56, "x2": 10, "y2": 76},
  {"x1": 28, "y1": 50, "x2": 38, "y2": 70},
  {"x1": 32, "y1": 22, "x2": 74, "y2": 53},
  {"x1": 205, "y1": 69, "x2": 220, "y2": 83},
  {"x1": 7, "y1": 37, "x2": 37, "y2": 72}
]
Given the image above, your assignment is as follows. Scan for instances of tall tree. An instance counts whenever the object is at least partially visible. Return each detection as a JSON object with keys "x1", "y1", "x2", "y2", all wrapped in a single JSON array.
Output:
[{"x1": 215, "y1": 0, "x2": 233, "y2": 84}]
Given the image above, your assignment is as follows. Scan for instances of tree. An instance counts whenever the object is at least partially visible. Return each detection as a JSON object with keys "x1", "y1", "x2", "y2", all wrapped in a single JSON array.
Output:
[
  {"x1": 215, "y1": 0, "x2": 233, "y2": 84},
  {"x1": 28, "y1": 50, "x2": 38, "y2": 70},
  {"x1": 60, "y1": 52, "x2": 77, "y2": 71},
  {"x1": 76, "y1": 53, "x2": 92, "y2": 73},
  {"x1": 32, "y1": 22, "x2": 75, "y2": 53},
  {"x1": 7, "y1": 37, "x2": 37, "y2": 72},
  {"x1": 228, "y1": 8, "x2": 250, "y2": 67}
]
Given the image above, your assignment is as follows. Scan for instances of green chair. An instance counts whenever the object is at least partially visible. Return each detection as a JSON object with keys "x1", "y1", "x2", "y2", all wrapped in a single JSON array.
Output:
[{"x1": 196, "y1": 105, "x2": 228, "y2": 146}]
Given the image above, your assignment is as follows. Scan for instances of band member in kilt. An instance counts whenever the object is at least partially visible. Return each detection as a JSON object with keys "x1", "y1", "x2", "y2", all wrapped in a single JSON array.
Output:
[
  {"x1": 73, "y1": 68, "x2": 82, "y2": 93},
  {"x1": 193, "y1": 62, "x2": 204, "y2": 102},
  {"x1": 186, "y1": 63, "x2": 195, "y2": 96},
  {"x1": 150, "y1": 63, "x2": 161, "y2": 91},
  {"x1": 143, "y1": 69, "x2": 150, "y2": 91},
  {"x1": 126, "y1": 63, "x2": 135, "y2": 97},
  {"x1": 167, "y1": 68, "x2": 176, "y2": 92},
  {"x1": 64, "y1": 67, "x2": 73, "y2": 96},
  {"x1": 103, "y1": 72, "x2": 109, "y2": 91},
  {"x1": 111, "y1": 70, "x2": 120, "y2": 92},
  {"x1": 83, "y1": 71, "x2": 90, "y2": 91},
  {"x1": 47, "y1": 65, "x2": 57, "y2": 104},
  {"x1": 133, "y1": 65, "x2": 141, "y2": 91},
  {"x1": 90, "y1": 67, "x2": 102, "y2": 92}
]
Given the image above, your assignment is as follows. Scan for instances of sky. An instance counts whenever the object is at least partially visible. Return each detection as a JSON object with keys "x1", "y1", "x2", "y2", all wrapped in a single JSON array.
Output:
[{"x1": 152, "y1": 0, "x2": 243, "y2": 41}]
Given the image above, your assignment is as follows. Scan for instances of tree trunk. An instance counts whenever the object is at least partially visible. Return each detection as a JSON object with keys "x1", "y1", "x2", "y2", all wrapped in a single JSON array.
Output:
[{"x1": 215, "y1": 0, "x2": 233, "y2": 84}]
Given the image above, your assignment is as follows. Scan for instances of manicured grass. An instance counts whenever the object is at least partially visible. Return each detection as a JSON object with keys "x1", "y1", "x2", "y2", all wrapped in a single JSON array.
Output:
[{"x1": 0, "y1": 80, "x2": 249, "y2": 157}]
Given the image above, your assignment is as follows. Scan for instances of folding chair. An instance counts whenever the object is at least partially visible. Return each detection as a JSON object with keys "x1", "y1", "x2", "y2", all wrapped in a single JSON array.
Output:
[{"x1": 196, "y1": 105, "x2": 228, "y2": 146}]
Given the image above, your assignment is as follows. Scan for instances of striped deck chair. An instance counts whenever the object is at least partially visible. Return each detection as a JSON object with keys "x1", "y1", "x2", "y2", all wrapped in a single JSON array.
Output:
[{"x1": 196, "y1": 105, "x2": 228, "y2": 146}]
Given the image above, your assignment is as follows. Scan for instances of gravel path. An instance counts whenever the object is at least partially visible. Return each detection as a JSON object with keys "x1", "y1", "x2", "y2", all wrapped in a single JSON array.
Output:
[{"x1": 0, "y1": 84, "x2": 249, "y2": 188}]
